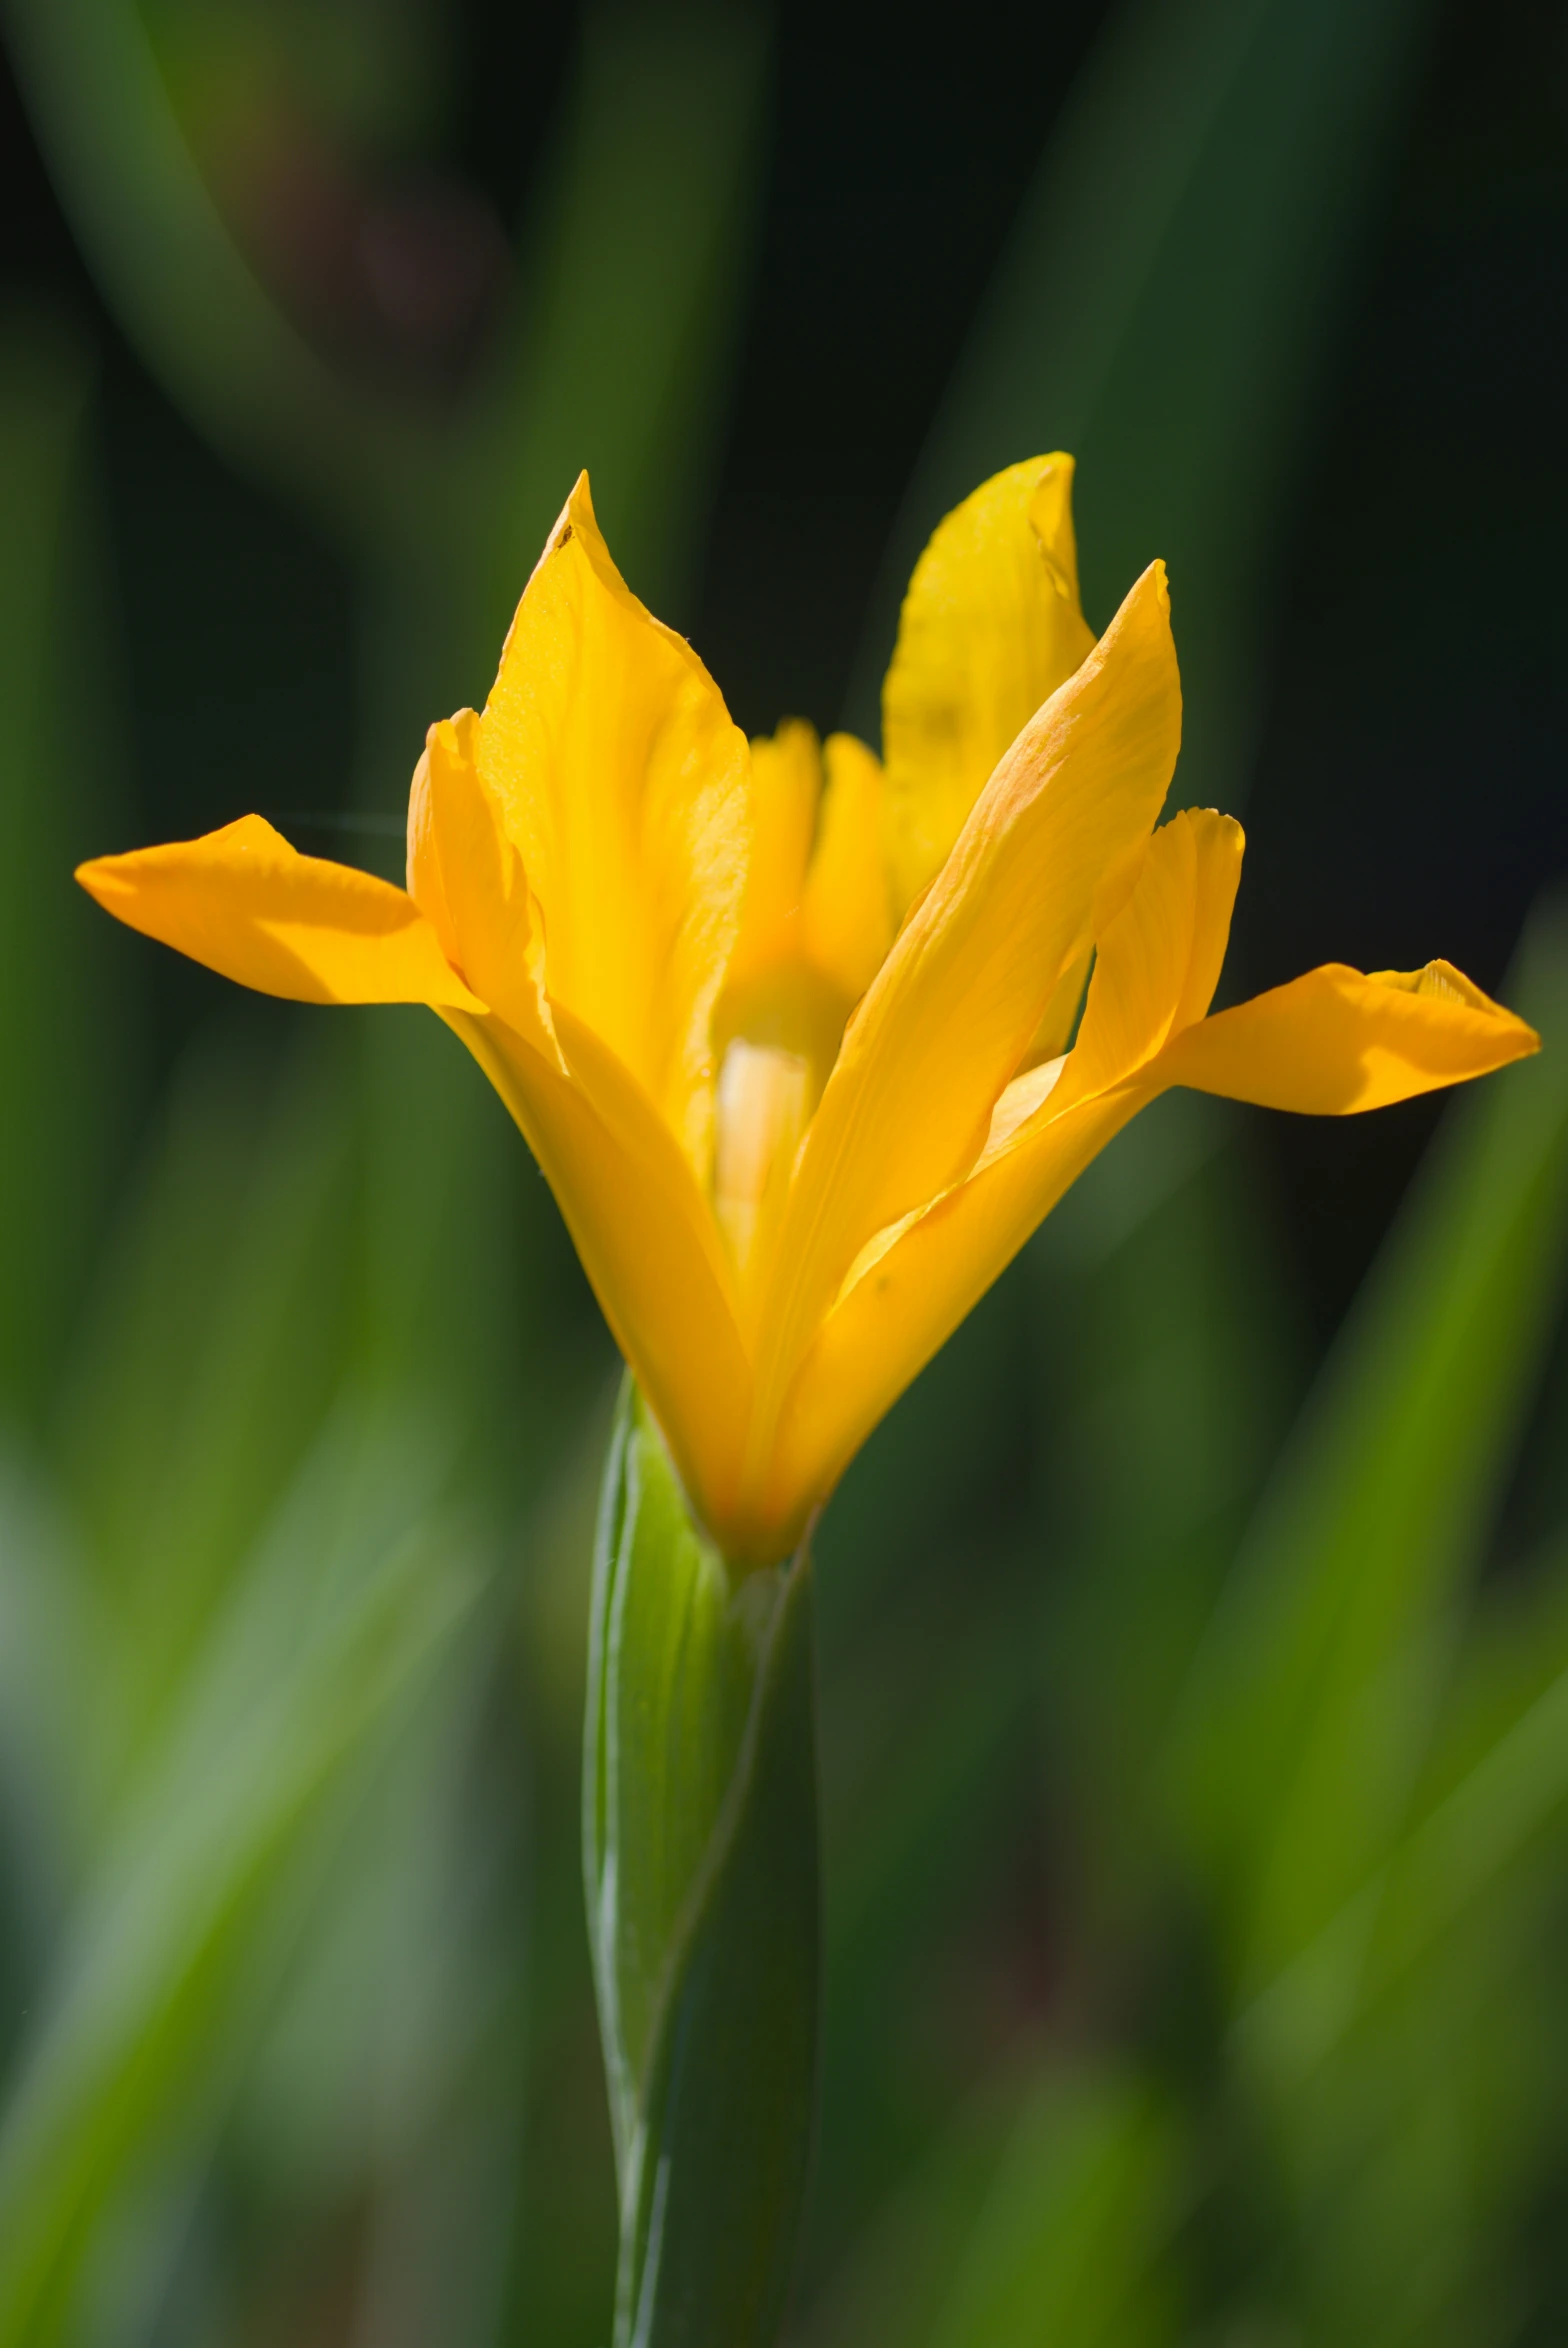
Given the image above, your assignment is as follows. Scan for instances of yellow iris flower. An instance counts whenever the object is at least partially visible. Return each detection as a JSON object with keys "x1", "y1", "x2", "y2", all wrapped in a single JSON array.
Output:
[{"x1": 78, "y1": 458, "x2": 1537, "y2": 1564}]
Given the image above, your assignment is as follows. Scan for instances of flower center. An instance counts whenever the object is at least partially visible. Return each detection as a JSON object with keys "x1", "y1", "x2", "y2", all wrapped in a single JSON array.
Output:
[
  {"x1": 710, "y1": 958, "x2": 851, "y2": 1294},
  {"x1": 713, "y1": 1038, "x2": 813, "y2": 1285}
]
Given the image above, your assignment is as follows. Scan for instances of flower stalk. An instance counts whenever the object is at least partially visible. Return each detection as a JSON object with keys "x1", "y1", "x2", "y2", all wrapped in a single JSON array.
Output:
[{"x1": 584, "y1": 1384, "x2": 819, "y2": 2348}]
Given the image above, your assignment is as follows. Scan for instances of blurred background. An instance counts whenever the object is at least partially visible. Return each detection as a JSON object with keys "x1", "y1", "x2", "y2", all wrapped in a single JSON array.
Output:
[{"x1": 1, "y1": 0, "x2": 1567, "y2": 2340}]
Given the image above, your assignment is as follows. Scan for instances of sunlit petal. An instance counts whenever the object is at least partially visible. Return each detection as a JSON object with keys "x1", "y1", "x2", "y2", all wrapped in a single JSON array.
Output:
[
  {"x1": 881, "y1": 453, "x2": 1097, "y2": 917},
  {"x1": 754, "y1": 804, "x2": 1239, "y2": 1534},
  {"x1": 1156, "y1": 958, "x2": 1540, "y2": 1112},
  {"x1": 474, "y1": 473, "x2": 750, "y2": 1175},
  {"x1": 1052, "y1": 807, "x2": 1244, "y2": 1111},
  {"x1": 750, "y1": 559, "x2": 1180, "y2": 1446},
  {"x1": 800, "y1": 732, "x2": 892, "y2": 1003},
  {"x1": 760, "y1": 1080, "x2": 1149, "y2": 1546},
  {"x1": 442, "y1": 998, "x2": 752, "y2": 1540},
  {"x1": 414, "y1": 713, "x2": 562, "y2": 1064},
  {"x1": 76, "y1": 817, "x2": 484, "y2": 1010},
  {"x1": 730, "y1": 720, "x2": 821, "y2": 981}
]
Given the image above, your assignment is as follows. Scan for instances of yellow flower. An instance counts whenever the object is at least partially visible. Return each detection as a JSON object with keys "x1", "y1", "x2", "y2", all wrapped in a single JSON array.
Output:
[{"x1": 78, "y1": 459, "x2": 1537, "y2": 1564}]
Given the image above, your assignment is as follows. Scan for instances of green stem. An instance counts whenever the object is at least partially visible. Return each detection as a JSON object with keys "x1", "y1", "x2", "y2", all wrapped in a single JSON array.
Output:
[{"x1": 584, "y1": 1383, "x2": 820, "y2": 2348}]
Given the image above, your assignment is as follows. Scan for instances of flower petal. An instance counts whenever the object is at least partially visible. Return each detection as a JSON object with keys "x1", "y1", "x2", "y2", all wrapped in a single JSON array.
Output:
[
  {"x1": 881, "y1": 453, "x2": 1097, "y2": 917},
  {"x1": 1155, "y1": 959, "x2": 1540, "y2": 1112},
  {"x1": 801, "y1": 732, "x2": 893, "y2": 1003},
  {"x1": 1051, "y1": 807, "x2": 1244, "y2": 1111},
  {"x1": 759, "y1": 1080, "x2": 1150, "y2": 1547},
  {"x1": 413, "y1": 713, "x2": 562, "y2": 1062},
  {"x1": 76, "y1": 816, "x2": 484, "y2": 1009},
  {"x1": 473, "y1": 473, "x2": 750, "y2": 1177},
  {"x1": 731, "y1": 720, "x2": 821, "y2": 982},
  {"x1": 440, "y1": 1000, "x2": 752, "y2": 1543},
  {"x1": 753, "y1": 802, "x2": 1239, "y2": 1536},
  {"x1": 750, "y1": 558, "x2": 1180, "y2": 1435}
]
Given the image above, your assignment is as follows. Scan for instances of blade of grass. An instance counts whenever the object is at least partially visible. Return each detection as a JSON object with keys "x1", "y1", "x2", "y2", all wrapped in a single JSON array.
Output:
[
  {"x1": 0, "y1": 1404, "x2": 480, "y2": 2347},
  {"x1": 0, "y1": 314, "x2": 131, "y2": 1425},
  {"x1": 1172, "y1": 904, "x2": 1568, "y2": 1995}
]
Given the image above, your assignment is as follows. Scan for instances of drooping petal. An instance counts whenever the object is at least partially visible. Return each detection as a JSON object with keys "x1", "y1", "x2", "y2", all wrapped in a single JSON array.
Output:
[
  {"x1": 881, "y1": 453, "x2": 1097, "y2": 917},
  {"x1": 800, "y1": 732, "x2": 893, "y2": 1004},
  {"x1": 440, "y1": 999, "x2": 752, "y2": 1543},
  {"x1": 749, "y1": 559, "x2": 1181, "y2": 1435},
  {"x1": 472, "y1": 473, "x2": 750, "y2": 1177},
  {"x1": 76, "y1": 817, "x2": 484, "y2": 1010},
  {"x1": 1155, "y1": 958, "x2": 1540, "y2": 1112}
]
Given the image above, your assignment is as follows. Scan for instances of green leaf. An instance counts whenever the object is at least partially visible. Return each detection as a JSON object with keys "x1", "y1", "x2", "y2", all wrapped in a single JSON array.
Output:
[
  {"x1": 0, "y1": 312, "x2": 131, "y2": 1423},
  {"x1": 1172, "y1": 904, "x2": 1568, "y2": 1995},
  {"x1": 805, "y1": 2064, "x2": 1184, "y2": 2348},
  {"x1": 584, "y1": 1383, "x2": 818, "y2": 2348},
  {"x1": 0, "y1": 1404, "x2": 479, "y2": 2346}
]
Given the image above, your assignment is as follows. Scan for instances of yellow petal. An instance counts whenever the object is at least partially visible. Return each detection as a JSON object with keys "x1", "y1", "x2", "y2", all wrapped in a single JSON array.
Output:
[
  {"x1": 1026, "y1": 942, "x2": 1094, "y2": 1064},
  {"x1": 1052, "y1": 807, "x2": 1244, "y2": 1111},
  {"x1": 759, "y1": 1078, "x2": 1151, "y2": 1547},
  {"x1": 881, "y1": 453, "x2": 1098, "y2": 918},
  {"x1": 413, "y1": 713, "x2": 562, "y2": 1064},
  {"x1": 440, "y1": 998, "x2": 752, "y2": 1543},
  {"x1": 76, "y1": 816, "x2": 483, "y2": 1010},
  {"x1": 1155, "y1": 958, "x2": 1540, "y2": 1113},
  {"x1": 800, "y1": 732, "x2": 893, "y2": 1003},
  {"x1": 731, "y1": 719, "x2": 821, "y2": 980},
  {"x1": 752, "y1": 802, "x2": 1239, "y2": 1536},
  {"x1": 750, "y1": 558, "x2": 1181, "y2": 1445},
  {"x1": 473, "y1": 473, "x2": 750, "y2": 1176}
]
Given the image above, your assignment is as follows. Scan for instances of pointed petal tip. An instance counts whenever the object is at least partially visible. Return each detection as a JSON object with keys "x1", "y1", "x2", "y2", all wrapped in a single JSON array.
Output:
[{"x1": 75, "y1": 850, "x2": 141, "y2": 915}]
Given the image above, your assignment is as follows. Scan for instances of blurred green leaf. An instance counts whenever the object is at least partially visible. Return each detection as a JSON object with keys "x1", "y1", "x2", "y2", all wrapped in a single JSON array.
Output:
[
  {"x1": 1172, "y1": 907, "x2": 1568, "y2": 1998},
  {"x1": 805, "y1": 2064, "x2": 1184, "y2": 2348},
  {"x1": 461, "y1": 2, "x2": 772, "y2": 631},
  {"x1": 52, "y1": 1032, "x2": 351, "y2": 1784},
  {"x1": 0, "y1": 314, "x2": 131, "y2": 1424},
  {"x1": 1, "y1": 0, "x2": 409, "y2": 535},
  {"x1": 928, "y1": 2069, "x2": 1183, "y2": 2348},
  {"x1": 0, "y1": 1401, "x2": 479, "y2": 2346}
]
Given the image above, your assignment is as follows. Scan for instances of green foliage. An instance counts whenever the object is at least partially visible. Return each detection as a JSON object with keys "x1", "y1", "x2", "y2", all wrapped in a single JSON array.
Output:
[
  {"x1": 585, "y1": 1387, "x2": 818, "y2": 2348},
  {"x1": 0, "y1": 316, "x2": 129, "y2": 1419}
]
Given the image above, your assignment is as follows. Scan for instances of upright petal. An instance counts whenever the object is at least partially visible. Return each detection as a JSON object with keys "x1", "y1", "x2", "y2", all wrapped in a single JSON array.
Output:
[
  {"x1": 415, "y1": 713, "x2": 561, "y2": 1063},
  {"x1": 749, "y1": 559, "x2": 1181, "y2": 1439},
  {"x1": 756, "y1": 798, "x2": 1235, "y2": 1537},
  {"x1": 759, "y1": 1082, "x2": 1149, "y2": 1551},
  {"x1": 418, "y1": 712, "x2": 753, "y2": 1528},
  {"x1": 801, "y1": 733, "x2": 893, "y2": 1004},
  {"x1": 474, "y1": 474, "x2": 751, "y2": 1176},
  {"x1": 1051, "y1": 807, "x2": 1243, "y2": 1111},
  {"x1": 1156, "y1": 959, "x2": 1539, "y2": 1111},
  {"x1": 730, "y1": 720, "x2": 821, "y2": 982},
  {"x1": 881, "y1": 454, "x2": 1097, "y2": 917},
  {"x1": 77, "y1": 817, "x2": 484, "y2": 1009}
]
